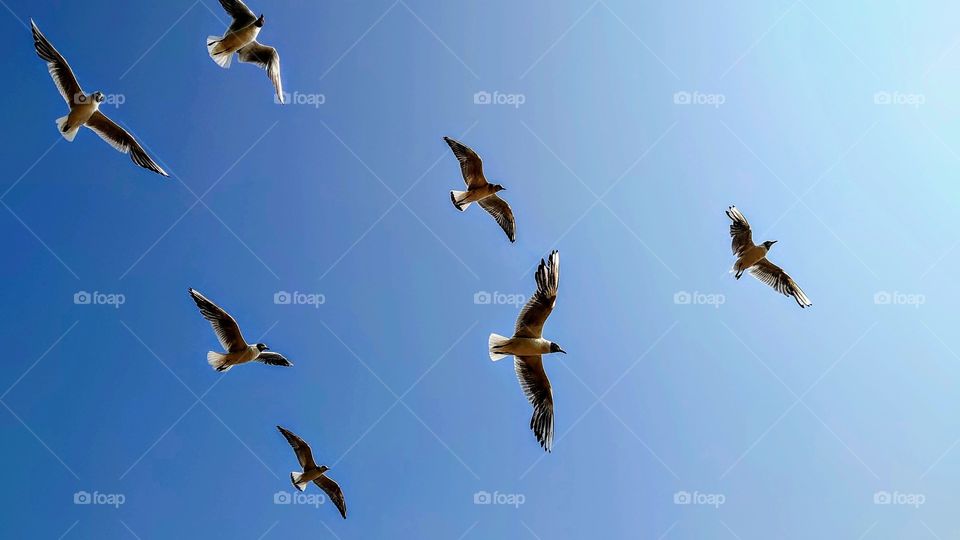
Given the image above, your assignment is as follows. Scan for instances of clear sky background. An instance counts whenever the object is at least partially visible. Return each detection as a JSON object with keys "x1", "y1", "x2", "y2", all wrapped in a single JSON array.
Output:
[{"x1": 2, "y1": 0, "x2": 960, "y2": 538}]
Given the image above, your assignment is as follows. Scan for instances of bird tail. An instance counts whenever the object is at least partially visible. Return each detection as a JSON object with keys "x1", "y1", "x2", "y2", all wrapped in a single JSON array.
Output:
[
  {"x1": 450, "y1": 190, "x2": 472, "y2": 211},
  {"x1": 488, "y1": 334, "x2": 511, "y2": 361},
  {"x1": 55, "y1": 116, "x2": 78, "y2": 142},
  {"x1": 290, "y1": 472, "x2": 308, "y2": 492},
  {"x1": 207, "y1": 351, "x2": 232, "y2": 372},
  {"x1": 207, "y1": 36, "x2": 232, "y2": 68}
]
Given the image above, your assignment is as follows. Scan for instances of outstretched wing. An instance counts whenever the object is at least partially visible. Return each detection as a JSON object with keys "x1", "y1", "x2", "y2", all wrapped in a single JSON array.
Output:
[
  {"x1": 748, "y1": 258, "x2": 812, "y2": 308},
  {"x1": 256, "y1": 351, "x2": 293, "y2": 367},
  {"x1": 314, "y1": 475, "x2": 347, "y2": 519},
  {"x1": 726, "y1": 206, "x2": 754, "y2": 256},
  {"x1": 218, "y1": 0, "x2": 258, "y2": 32},
  {"x1": 443, "y1": 137, "x2": 487, "y2": 188},
  {"x1": 478, "y1": 194, "x2": 516, "y2": 243},
  {"x1": 188, "y1": 288, "x2": 248, "y2": 352},
  {"x1": 514, "y1": 251, "x2": 559, "y2": 338},
  {"x1": 515, "y1": 356, "x2": 554, "y2": 452},
  {"x1": 276, "y1": 426, "x2": 317, "y2": 470},
  {"x1": 237, "y1": 42, "x2": 283, "y2": 104},
  {"x1": 31, "y1": 20, "x2": 83, "y2": 104},
  {"x1": 85, "y1": 112, "x2": 169, "y2": 177}
]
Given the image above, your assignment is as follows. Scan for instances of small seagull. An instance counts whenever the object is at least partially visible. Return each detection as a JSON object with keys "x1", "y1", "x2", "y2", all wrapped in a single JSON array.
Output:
[
  {"x1": 30, "y1": 20, "x2": 168, "y2": 177},
  {"x1": 489, "y1": 251, "x2": 565, "y2": 452},
  {"x1": 188, "y1": 288, "x2": 292, "y2": 371},
  {"x1": 207, "y1": 0, "x2": 284, "y2": 104},
  {"x1": 726, "y1": 206, "x2": 812, "y2": 308},
  {"x1": 444, "y1": 137, "x2": 516, "y2": 242},
  {"x1": 277, "y1": 426, "x2": 347, "y2": 519}
]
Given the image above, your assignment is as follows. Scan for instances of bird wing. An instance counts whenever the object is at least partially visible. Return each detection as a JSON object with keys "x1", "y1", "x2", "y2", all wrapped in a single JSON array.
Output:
[
  {"x1": 237, "y1": 42, "x2": 283, "y2": 104},
  {"x1": 478, "y1": 194, "x2": 516, "y2": 243},
  {"x1": 748, "y1": 258, "x2": 812, "y2": 308},
  {"x1": 314, "y1": 475, "x2": 347, "y2": 519},
  {"x1": 514, "y1": 250, "x2": 560, "y2": 338},
  {"x1": 218, "y1": 0, "x2": 258, "y2": 32},
  {"x1": 85, "y1": 112, "x2": 169, "y2": 177},
  {"x1": 443, "y1": 137, "x2": 487, "y2": 188},
  {"x1": 515, "y1": 356, "x2": 554, "y2": 452},
  {"x1": 256, "y1": 351, "x2": 293, "y2": 367},
  {"x1": 726, "y1": 206, "x2": 754, "y2": 256},
  {"x1": 276, "y1": 426, "x2": 317, "y2": 469},
  {"x1": 188, "y1": 288, "x2": 248, "y2": 352},
  {"x1": 31, "y1": 20, "x2": 84, "y2": 104}
]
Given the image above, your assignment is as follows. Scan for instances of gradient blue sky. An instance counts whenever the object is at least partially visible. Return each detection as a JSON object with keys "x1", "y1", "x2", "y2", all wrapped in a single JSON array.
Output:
[{"x1": 3, "y1": 0, "x2": 960, "y2": 538}]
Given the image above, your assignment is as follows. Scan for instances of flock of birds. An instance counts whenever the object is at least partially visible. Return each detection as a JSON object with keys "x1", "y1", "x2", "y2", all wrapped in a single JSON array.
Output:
[{"x1": 27, "y1": 0, "x2": 813, "y2": 522}]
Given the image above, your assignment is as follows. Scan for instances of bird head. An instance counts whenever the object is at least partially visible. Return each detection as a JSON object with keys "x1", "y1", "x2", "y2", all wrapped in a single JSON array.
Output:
[
  {"x1": 255, "y1": 14, "x2": 265, "y2": 27},
  {"x1": 93, "y1": 91, "x2": 105, "y2": 103},
  {"x1": 318, "y1": 465, "x2": 330, "y2": 474},
  {"x1": 762, "y1": 240, "x2": 778, "y2": 250},
  {"x1": 549, "y1": 342, "x2": 566, "y2": 354},
  {"x1": 493, "y1": 184, "x2": 506, "y2": 192},
  {"x1": 256, "y1": 343, "x2": 269, "y2": 351}
]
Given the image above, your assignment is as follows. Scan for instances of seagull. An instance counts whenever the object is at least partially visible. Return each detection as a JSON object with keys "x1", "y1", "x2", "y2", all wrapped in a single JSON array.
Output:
[
  {"x1": 444, "y1": 137, "x2": 516, "y2": 242},
  {"x1": 207, "y1": 0, "x2": 284, "y2": 104},
  {"x1": 726, "y1": 206, "x2": 812, "y2": 308},
  {"x1": 277, "y1": 426, "x2": 347, "y2": 519},
  {"x1": 489, "y1": 251, "x2": 565, "y2": 452},
  {"x1": 30, "y1": 20, "x2": 168, "y2": 177},
  {"x1": 188, "y1": 288, "x2": 292, "y2": 371}
]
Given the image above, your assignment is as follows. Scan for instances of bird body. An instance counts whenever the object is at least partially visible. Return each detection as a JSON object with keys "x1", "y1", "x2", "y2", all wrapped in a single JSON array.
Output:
[
  {"x1": 208, "y1": 21, "x2": 261, "y2": 63},
  {"x1": 30, "y1": 20, "x2": 168, "y2": 176},
  {"x1": 277, "y1": 426, "x2": 347, "y2": 519},
  {"x1": 208, "y1": 0, "x2": 283, "y2": 102},
  {"x1": 726, "y1": 206, "x2": 812, "y2": 308},
  {"x1": 188, "y1": 288, "x2": 293, "y2": 372},
  {"x1": 489, "y1": 251, "x2": 564, "y2": 452},
  {"x1": 443, "y1": 136, "x2": 516, "y2": 242}
]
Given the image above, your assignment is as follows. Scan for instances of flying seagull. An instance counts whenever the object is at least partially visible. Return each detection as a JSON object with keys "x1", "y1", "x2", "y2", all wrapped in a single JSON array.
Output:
[
  {"x1": 207, "y1": 0, "x2": 284, "y2": 104},
  {"x1": 30, "y1": 20, "x2": 168, "y2": 177},
  {"x1": 726, "y1": 206, "x2": 812, "y2": 308},
  {"x1": 188, "y1": 288, "x2": 292, "y2": 371},
  {"x1": 444, "y1": 137, "x2": 516, "y2": 242},
  {"x1": 489, "y1": 251, "x2": 565, "y2": 452},
  {"x1": 277, "y1": 426, "x2": 347, "y2": 519}
]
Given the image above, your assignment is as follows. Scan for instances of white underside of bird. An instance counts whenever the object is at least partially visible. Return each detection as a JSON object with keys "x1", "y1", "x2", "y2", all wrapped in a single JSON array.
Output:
[
  {"x1": 207, "y1": 25, "x2": 260, "y2": 68},
  {"x1": 207, "y1": 344, "x2": 261, "y2": 372},
  {"x1": 488, "y1": 336, "x2": 553, "y2": 360}
]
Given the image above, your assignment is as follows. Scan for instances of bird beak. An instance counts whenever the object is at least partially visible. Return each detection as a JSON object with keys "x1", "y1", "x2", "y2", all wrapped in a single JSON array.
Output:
[
  {"x1": 559, "y1": 348, "x2": 566, "y2": 354},
  {"x1": 770, "y1": 240, "x2": 778, "y2": 245},
  {"x1": 264, "y1": 346, "x2": 270, "y2": 351}
]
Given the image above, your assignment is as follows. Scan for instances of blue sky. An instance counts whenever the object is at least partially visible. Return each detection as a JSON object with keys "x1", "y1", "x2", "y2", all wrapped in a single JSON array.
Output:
[{"x1": 3, "y1": 0, "x2": 960, "y2": 538}]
